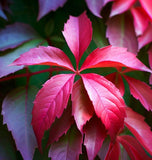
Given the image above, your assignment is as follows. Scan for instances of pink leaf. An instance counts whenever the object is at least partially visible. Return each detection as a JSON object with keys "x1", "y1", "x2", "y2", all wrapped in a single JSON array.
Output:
[
  {"x1": 71, "y1": 79, "x2": 94, "y2": 132},
  {"x1": 106, "y1": 73, "x2": 125, "y2": 96},
  {"x1": 32, "y1": 74, "x2": 75, "y2": 150},
  {"x1": 47, "y1": 106, "x2": 74, "y2": 146},
  {"x1": 106, "y1": 13, "x2": 138, "y2": 54},
  {"x1": 148, "y1": 45, "x2": 152, "y2": 84},
  {"x1": 81, "y1": 73, "x2": 126, "y2": 140},
  {"x1": 139, "y1": 0, "x2": 152, "y2": 20},
  {"x1": 84, "y1": 116, "x2": 107, "y2": 160},
  {"x1": 85, "y1": 0, "x2": 113, "y2": 17},
  {"x1": 110, "y1": 0, "x2": 136, "y2": 17},
  {"x1": 125, "y1": 107, "x2": 152, "y2": 155},
  {"x1": 48, "y1": 126, "x2": 82, "y2": 160},
  {"x1": 38, "y1": 0, "x2": 67, "y2": 20},
  {"x1": 117, "y1": 135, "x2": 152, "y2": 160},
  {"x1": 11, "y1": 46, "x2": 74, "y2": 72},
  {"x1": 2, "y1": 87, "x2": 38, "y2": 160},
  {"x1": 124, "y1": 75, "x2": 152, "y2": 111},
  {"x1": 80, "y1": 45, "x2": 152, "y2": 73},
  {"x1": 131, "y1": 7, "x2": 149, "y2": 36},
  {"x1": 138, "y1": 24, "x2": 152, "y2": 49},
  {"x1": 105, "y1": 141, "x2": 120, "y2": 160},
  {"x1": 62, "y1": 12, "x2": 92, "y2": 66}
]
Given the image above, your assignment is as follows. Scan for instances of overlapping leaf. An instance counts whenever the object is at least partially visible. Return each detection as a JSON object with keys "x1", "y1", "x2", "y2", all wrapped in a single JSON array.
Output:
[
  {"x1": 117, "y1": 135, "x2": 152, "y2": 160},
  {"x1": 81, "y1": 73, "x2": 126, "y2": 140},
  {"x1": 125, "y1": 107, "x2": 152, "y2": 155},
  {"x1": 80, "y1": 45, "x2": 152, "y2": 73},
  {"x1": 62, "y1": 12, "x2": 92, "y2": 66},
  {"x1": 148, "y1": 45, "x2": 152, "y2": 84},
  {"x1": 2, "y1": 87, "x2": 38, "y2": 160},
  {"x1": 32, "y1": 74, "x2": 74, "y2": 150},
  {"x1": 124, "y1": 76, "x2": 152, "y2": 111},
  {"x1": 48, "y1": 126, "x2": 82, "y2": 160},
  {"x1": 0, "y1": 23, "x2": 39, "y2": 51},
  {"x1": 72, "y1": 79, "x2": 94, "y2": 132},
  {"x1": 106, "y1": 13, "x2": 138, "y2": 54},
  {"x1": 84, "y1": 116, "x2": 107, "y2": 160},
  {"x1": 38, "y1": 0, "x2": 67, "y2": 20},
  {"x1": 11, "y1": 46, "x2": 74, "y2": 72}
]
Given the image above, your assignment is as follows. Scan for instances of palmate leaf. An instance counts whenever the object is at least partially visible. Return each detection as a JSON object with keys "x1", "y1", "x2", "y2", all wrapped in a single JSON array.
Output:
[
  {"x1": 71, "y1": 79, "x2": 94, "y2": 132},
  {"x1": 38, "y1": 0, "x2": 67, "y2": 20},
  {"x1": 62, "y1": 12, "x2": 92, "y2": 66},
  {"x1": 48, "y1": 125, "x2": 82, "y2": 160},
  {"x1": 85, "y1": 0, "x2": 113, "y2": 17},
  {"x1": 106, "y1": 13, "x2": 138, "y2": 54},
  {"x1": 117, "y1": 135, "x2": 152, "y2": 160},
  {"x1": 2, "y1": 86, "x2": 38, "y2": 160},
  {"x1": 81, "y1": 73, "x2": 126, "y2": 140},
  {"x1": 124, "y1": 75, "x2": 152, "y2": 111},
  {"x1": 0, "y1": 23, "x2": 39, "y2": 51},
  {"x1": 84, "y1": 116, "x2": 107, "y2": 160},
  {"x1": 125, "y1": 107, "x2": 152, "y2": 156},
  {"x1": 80, "y1": 45, "x2": 152, "y2": 73},
  {"x1": 32, "y1": 74, "x2": 75, "y2": 150},
  {"x1": 11, "y1": 46, "x2": 74, "y2": 72}
]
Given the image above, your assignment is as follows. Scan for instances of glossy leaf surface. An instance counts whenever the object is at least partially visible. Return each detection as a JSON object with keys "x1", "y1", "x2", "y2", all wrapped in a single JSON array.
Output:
[
  {"x1": 72, "y1": 79, "x2": 94, "y2": 132},
  {"x1": 62, "y1": 12, "x2": 92, "y2": 66},
  {"x1": 148, "y1": 45, "x2": 152, "y2": 84},
  {"x1": 2, "y1": 87, "x2": 38, "y2": 160},
  {"x1": 81, "y1": 73, "x2": 126, "y2": 140},
  {"x1": 125, "y1": 107, "x2": 152, "y2": 155},
  {"x1": 32, "y1": 74, "x2": 75, "y2": 150}
]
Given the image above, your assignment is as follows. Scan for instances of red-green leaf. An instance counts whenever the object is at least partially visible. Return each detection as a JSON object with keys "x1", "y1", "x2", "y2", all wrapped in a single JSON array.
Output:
[
  {"x1": 80, "y1": 45, "x2": 152, "y2": 73},
  {"x1": 84, "y1": 116, "x2": 107, "y2": 160},
  {"x1": 81, "y1": 73, "x2": 126, "y2": 140},
  {"x1": 2, "y1": 87, "x2": 38, "y2": 160},
  {"x1": 106, "y1": 13, "x2": 138, "y2": 54},
  {"x1": 0, "y1": 23, "x2": 39, "y2": 51},
  {"x1": 124, "y1": 75, "x2": 152, "y2": 111},
  {"x1": 125, "y1": 107, "x2": 152, "y2": 155},
  {"x1": 47, "y1": 106, "x2": 74, "y2": 146},
  {"x1": 117, "y1": 135, "x2": 152, "y2": 160},
  {"x1": 71, "y1": 79, "x2": 94, "y2": 132},
  {"x1": 11, "y1": 46, "x2": 74, "y2": 72},
  {"x1": 148, "y1": 45, "x2": 152, "y2": 84},
  {"x1": 48, "y1": 126, "x2": 82, "y2": 160},
  {"x1": 32, "y1": 74, "x2": 75, "y2": 150},
  {"x1": 62, "y1": 12, "x2": 92, "y2": 66}
]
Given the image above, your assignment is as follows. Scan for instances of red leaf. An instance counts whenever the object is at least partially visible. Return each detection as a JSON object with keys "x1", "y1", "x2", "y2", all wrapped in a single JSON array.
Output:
[
  {"x1": 139, "y1": 0, "x2": 152, "y2": 20},
  {"x1": 84, "y1": 116, "x2": 107, "y2": 160},
  {"x1": 38, "y1": 0, "x2": 67, "y2": 20},
  {"x1": 124, "y1": 75, "x2": 152, "y2": 111},
  {"x1": 138, "y1": 24, "x2": 152, "y2": 49},
  {"x1": 47, "y1": 106, "x2": 74, "y2": 146},
  {"x1": 105, "y1": 141, "x2": 120, "y2": 160},
  {"x1": 148, "y1": 45, "x2": 152, "y2": 84},
  {"x1": 81, "y1": 73, "x2": 126, "y2": 140},
  {"x1": 32, "y1": 74, "x2": 75, "y2": 150},
  {"x1": 80, "y1": 45, "x2": 152, "y2": 73},
  {"x1": 2, "y1": 87, "x2": 38, "y2": 160},
  {"x1": 106, "y1": 13, "x2": 138, "y2": 54},
  {"x1": 125, "y1": 107, "x2": 152, "y2": 155},
  {"x1": 11, "y1": 46, "x2": 74, "y2": 72},
  {"x1": 85, "y1": 0, "x2": 113, "y2": 17},
  {"x1": 131, "y1": 7, "x2": 149, "y2": 36},
  {"x1": 71, "y1": 79, "x2": 94, "y2": 132},
  {"x1": 48, "y1": 126, "x2": 82, "y2": 160},
  {"x1": 117, "y1": 135, "x2": 152, "y2": 160},
  {"x1": 62, "y1": 12, "x2": 92, "y2": 66},
  {"x1": 110, "y1": 0, "x2": 136, "y2": 17},
  {"x1": 106, "y1": 73, "x2": 125, "y2": 96}
]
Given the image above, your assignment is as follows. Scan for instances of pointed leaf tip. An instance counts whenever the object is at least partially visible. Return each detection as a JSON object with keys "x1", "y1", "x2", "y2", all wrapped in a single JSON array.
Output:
[{"x1": 62, "y1": 12, "x2": 92, "y2": 66}]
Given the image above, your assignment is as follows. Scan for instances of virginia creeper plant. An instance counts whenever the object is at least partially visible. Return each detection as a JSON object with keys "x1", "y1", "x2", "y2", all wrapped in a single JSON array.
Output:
[{"x1": 0, "y1": 0, "x2": 152, "y2": 160}]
